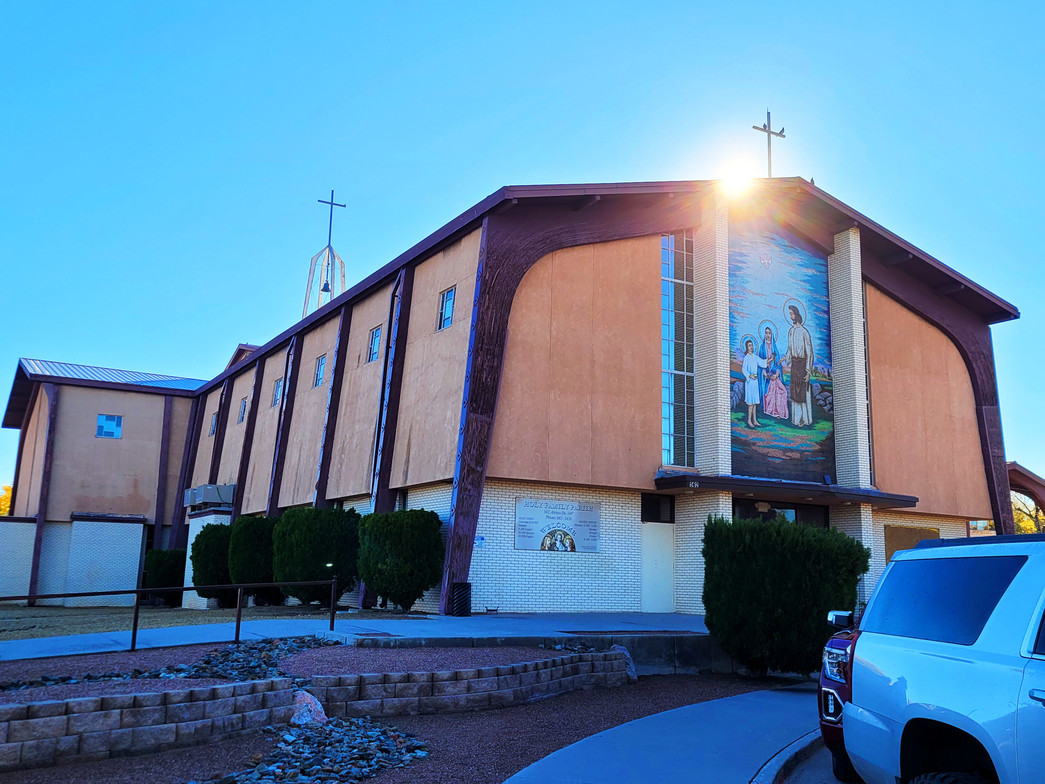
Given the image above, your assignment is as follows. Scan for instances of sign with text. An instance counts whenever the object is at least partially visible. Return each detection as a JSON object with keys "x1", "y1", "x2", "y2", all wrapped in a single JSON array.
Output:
[{"x1": 514, "y1": 498, "x2": 600, "y2": 552}]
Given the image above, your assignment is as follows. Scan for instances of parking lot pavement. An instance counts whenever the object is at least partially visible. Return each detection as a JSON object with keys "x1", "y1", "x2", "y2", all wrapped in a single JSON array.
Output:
[{"x1": 785, "y1": 743, "x2": 836, "y2": 784}]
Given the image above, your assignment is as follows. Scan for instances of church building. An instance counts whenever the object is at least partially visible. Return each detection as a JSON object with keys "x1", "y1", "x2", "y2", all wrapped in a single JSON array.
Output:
[{"x1": 2, "y1": 178, "x2": 1019, "y2": 612}]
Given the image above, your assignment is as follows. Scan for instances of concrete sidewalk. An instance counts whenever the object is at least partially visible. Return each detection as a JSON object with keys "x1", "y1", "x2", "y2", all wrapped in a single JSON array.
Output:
[
  {"x1": 0, "y1": 612, "x2": 708, "y2": 660},
  {"x1": 504, "y1": 683, "x2": 819, "y2": 784}
]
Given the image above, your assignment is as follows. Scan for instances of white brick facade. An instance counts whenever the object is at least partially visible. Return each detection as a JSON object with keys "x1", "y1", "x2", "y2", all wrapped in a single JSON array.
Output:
[
  {"x1": 828, "y1": 227, "x2": 872, "y2": 487},
  {"x1": 868, "y1": 509, "x2": 968, "y2": 588},
  {"x1": 674, "y1": 490, "x2": 732, "y2": 614},
  {"x1": 182, "y1": 509, "x2": 232, "y2": 610},
  {"x1": 693, "y1": 195, "x2": 731, "y2": 475},
  {"x1": 403, "y1": 482, "x2": 452, "y2": 613},
  {"x1": 65, "y1": 521, "x2": 144, "y2": 608},
  {"x1": 0, "y1": 520, "x2": 35, "y2": 602}
]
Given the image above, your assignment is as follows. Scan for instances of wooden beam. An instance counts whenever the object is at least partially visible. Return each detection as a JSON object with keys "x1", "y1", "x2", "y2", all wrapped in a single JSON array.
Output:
[
  {"x1": 371, "y1": 266, "x2": 414, "y2": 514},
  {"x1": 882, "y1": 251, "x2": 914, "y2": 267},
  {"x1": 27, "y1": 384, "x2": 59, "y2": 602},
  {"x1": 152, "y1": 395, "x2": 173, "y2": 548},
  {"x1": 574, "y1": 194, "x2": 601, "y2": 212},
  {"x1": 231, "y1": 361, "x2": 262, "y2": 520},
  {"x1": 206, "y1": 378, "x2": 233, "y2": 485},
  {"x1": 267, "y1": 335, "x2": 303, "y2": 517},
  {"x1": 171, "y1": 395, "x2": 203, "y2": 549},
  {"x1": 314, "y1": 304, "x2": 352, "y2": 507},
  {"x1": 8, "y1": 381, "x2": 39, "y2": 516}
]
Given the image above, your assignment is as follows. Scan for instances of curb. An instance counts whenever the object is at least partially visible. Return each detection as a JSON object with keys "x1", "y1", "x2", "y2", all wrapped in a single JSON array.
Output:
[{"x1": 750, "y1": 728, "x2": 822, "y2": 783}]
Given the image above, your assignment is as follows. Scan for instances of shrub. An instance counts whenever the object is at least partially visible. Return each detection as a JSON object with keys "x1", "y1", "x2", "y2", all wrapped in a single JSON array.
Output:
[
  {"x1": 358, "y1": 509, "x2": 444, "y2": 613},
  {"x1": 190, "y1": 523, "x2": 237, "y2": 607},
  {"x1": 702, "y1": 515, "x2": 869, "y2": 675},
  {"x1": 227, "y1": 515, "x2": 284, "y2": 606},
  {"x1": 144, "y1": 548, "x2": 186, "y2": 607},
  {"x1": 272, "y1": 506, "x2": 360, "y2": 604}
]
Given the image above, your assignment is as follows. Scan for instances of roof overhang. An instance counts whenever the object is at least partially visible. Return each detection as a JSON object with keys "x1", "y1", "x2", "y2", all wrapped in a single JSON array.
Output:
[
  {"x1": 654, "y1": 471, "x2": 919, "y2": 510},
  {"x1": 1008, "y1": 461, "x2": 1045, "y2": 509}
]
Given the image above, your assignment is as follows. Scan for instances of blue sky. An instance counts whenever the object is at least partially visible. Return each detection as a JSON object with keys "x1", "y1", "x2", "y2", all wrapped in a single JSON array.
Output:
[{"x1": 2, "y1": 2, "x2": 1042, "y2": 491}]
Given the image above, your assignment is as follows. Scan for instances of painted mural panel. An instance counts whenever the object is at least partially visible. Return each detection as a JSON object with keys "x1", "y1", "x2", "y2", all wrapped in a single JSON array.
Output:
[{"x1": 728, "y1": 219, "x2": 835, "y2": 482}]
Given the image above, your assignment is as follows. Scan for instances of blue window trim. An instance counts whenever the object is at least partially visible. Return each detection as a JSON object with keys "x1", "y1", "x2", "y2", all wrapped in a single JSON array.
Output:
[
  {"x1": 367, "y1": 326, "x2": 382, "y2": 363},
  {"x1": 437, "y1": 286, "x2": 456, "y2": 331}
]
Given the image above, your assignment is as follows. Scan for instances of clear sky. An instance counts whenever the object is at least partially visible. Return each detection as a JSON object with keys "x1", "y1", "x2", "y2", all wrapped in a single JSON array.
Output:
[{"x1": 2, "y1": 2, "x2": 1042, "y2": 493}]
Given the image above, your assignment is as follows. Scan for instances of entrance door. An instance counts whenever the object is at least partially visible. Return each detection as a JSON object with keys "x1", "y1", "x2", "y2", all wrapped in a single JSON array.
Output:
[{"x1": 641, "y1": 522, "x2": 674, "y2": 612}]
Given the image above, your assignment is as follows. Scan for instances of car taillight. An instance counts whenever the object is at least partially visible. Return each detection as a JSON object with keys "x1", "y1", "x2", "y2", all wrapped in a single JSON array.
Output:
[{"x1": 823, "y1": 643, "x2": 850, "y2": 682}]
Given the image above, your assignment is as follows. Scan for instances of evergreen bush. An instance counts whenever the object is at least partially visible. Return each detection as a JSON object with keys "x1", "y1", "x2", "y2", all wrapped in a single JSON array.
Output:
[
  {"x1": 702, "y1": 515, "x2": 869, "y2": 675},
  {"x1": 190, "y1": 523, "x2": 237, "y2": 607},
  {"x1": 272, "y1": 506, "x2": 360, "y2": 604},
  {"x1": 358, "y1": 509, "x2": 444, "y2": 613},
  {"x1": 227, "y1": 515, "x2": 284, "y2": 606},
  {"x1": 144, "y1": 548, "x2": 186, "y2": 607}
]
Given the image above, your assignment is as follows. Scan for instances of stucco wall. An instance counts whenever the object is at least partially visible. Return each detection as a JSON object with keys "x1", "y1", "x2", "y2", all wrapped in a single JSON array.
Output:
[
  {"x1": 49, "y1": 387, "x2": 164, "y2": 522},
  {"x1": 279, "y1": 316, "x2": 340, "y2": 507},
  {"x1": 390, "y1": 230, "x2": 482, "y2": 488},
  {"x1": 325, "y1": 284, "x2": 393, "y2": 500},
  {"x1": 13, "y1": 387, "x2": 47, "y2": 518},
  {"x1": 190, "y1": 387, "x2": 222, "y2": 488},
  {"x1": 161, "y1": 398, "x2": 193, "y2": 528},
  {"x1": 864, "y1": 284, "x2": 993, "y2": 520},
  {"x1": 241, "y1": 349, "x2": 287, "y2": 515},
  {"x1": 487, "y1": 236, "x2": 662, "y2": 490},
  {"x1": 214, "y1": 368, "x2": 256, "y2": 486}
]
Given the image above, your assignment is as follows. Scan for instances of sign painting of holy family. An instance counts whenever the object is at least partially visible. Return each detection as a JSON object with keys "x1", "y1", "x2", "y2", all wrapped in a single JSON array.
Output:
[{"x1": 728, "y1": 219, "x2": 836, "y2": 483}]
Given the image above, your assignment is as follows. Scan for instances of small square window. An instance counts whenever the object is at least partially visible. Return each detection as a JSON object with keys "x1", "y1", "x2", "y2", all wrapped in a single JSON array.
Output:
[
  {"x1": 96, "y1": 414, "x2": 122, "y2": 439},
  {"x1": 272, "y1": 377, "x2": 284, "y2": 407},
  {"x1": 438, "y1": 287, "x2": 456, "y2": 331},
  {"x1": 209, "y1": 412, "x2": 218, "y2": 437},
  {"x1": 237, "y1": 397, "x2": 248, "y2": 424},
  {"x1": 314, "y1": 355, "x2": 326, "y2": 388},
  {"x1": 367, "y1": 327, "x2": 381, "y2": 364}
]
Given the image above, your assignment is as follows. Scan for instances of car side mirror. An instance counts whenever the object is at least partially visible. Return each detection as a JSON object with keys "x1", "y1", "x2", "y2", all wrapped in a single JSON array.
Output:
[{"x1": 827, "y1": 610, "x2": 854, "y2": 629}]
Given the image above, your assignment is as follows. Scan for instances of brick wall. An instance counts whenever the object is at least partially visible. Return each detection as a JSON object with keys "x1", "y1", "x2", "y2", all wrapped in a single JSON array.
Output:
[
  {"x1": 468, "y1": 479, "x2": 643, "y2": 613},
  {"x1": 674, "y1": 491, "x2": 732, "y2": 615},
  {"x1": 182, "y1": 509, "x2": 232, "y2": 610},
  {"x1": 402, "y1": 483, "x2": 451, "y2": 613},
  {"x1": 65, "y1": 521, "x2": 144, "y2": 608},
  {"x1": 0, "y1": 520, "x2": 34, "y2": 602}
]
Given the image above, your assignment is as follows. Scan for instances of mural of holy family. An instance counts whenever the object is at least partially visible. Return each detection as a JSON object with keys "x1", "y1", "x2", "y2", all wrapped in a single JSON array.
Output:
[{"x1": 729, "y1": 218, "x2": 836, "y2": 483}]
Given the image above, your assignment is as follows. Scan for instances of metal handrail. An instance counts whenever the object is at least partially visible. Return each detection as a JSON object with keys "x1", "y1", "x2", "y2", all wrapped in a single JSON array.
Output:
[{"x1": 0, "y1": 578, "x2": 341, "y2": 651}]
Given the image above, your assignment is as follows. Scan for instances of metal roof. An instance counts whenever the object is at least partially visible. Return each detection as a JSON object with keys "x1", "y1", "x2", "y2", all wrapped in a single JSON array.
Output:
[{"x1": 19, "y1": 359, "x2": 205, "y2": 391}]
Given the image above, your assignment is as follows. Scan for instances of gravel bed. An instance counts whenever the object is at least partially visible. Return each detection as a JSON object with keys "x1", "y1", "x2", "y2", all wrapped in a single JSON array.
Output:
[
  {"x1": 280, "y1": 646, "x2": 559, "y2": 677},
  {"x1": 0, "y1": 673, "x2": 785, "y2": 784},
  {"x1": 0, "y1": 644, "x2": 223, "y2": 683}
]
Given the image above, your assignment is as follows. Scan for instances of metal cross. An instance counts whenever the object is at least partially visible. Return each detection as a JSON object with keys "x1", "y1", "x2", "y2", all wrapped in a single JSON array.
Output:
[
  {"x1": 317, "y1": 189, "x2": 346, "y2": 247},
  {"x1": 751, "y1": 110, "x2": 785, "y2": 177}
]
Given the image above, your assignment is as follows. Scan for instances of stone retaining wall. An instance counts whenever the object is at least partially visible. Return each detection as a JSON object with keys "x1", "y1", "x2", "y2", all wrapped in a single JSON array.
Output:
[{"x1": 0, "y1": 651, "x2": 627, "y2": 771}]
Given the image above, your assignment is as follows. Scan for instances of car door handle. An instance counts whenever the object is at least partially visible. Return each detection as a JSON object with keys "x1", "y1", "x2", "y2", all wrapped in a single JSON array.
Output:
[{"x1": 1030, "y1": 689, "x2": 1045, "y2": 704}]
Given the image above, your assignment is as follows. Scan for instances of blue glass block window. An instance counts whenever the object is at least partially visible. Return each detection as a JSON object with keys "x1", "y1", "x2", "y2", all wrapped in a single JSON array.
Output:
[
  {"x1": 314, "y1": 355, "x2": 326, "y2": 388},
  {"x1": 367, "y1": 326, "x2": 381, "y2": 363},
  {"x1": 272, "y1": 377, "x2": 284, "y2": 407},
  {"x1": 96, "y1": 414, "x2": 122, "y2": 439},
  {"x1": 438, "y1": 287, "x2": 456, "y2": 330}
]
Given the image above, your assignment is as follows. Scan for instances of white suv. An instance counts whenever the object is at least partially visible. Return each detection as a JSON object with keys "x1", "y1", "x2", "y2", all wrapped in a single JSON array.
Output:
[{"x1": 840, "y1": 534, "x2": 1045, "y2": 784}]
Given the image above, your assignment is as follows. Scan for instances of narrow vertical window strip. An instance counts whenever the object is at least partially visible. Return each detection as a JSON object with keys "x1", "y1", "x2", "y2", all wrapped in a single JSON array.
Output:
[{"x1": 660, "y1": 231, "x2": 696, "y2": 467}]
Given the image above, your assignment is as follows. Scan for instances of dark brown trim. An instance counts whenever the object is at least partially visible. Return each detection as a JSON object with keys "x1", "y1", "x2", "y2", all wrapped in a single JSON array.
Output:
[
  {"x1": 438, "y1": 194, "x2": 706, "y2": 613},
  {"x1": 27, "y1": 384, "x2": 59, "y2": 602},
  {"x1": 314, "y1": 304, "x2": 352, "y2": 508},
  {"x1": 71, "y1": 512, "x2": 148, "y2": 524},
  {"x1": 231, "y1": 361, "x2": 263, "y2": 520},
  {"x1": 8, "y1": 381, "x2": 39, "y2": 516},
  {"x1": 267, "y1": 335, "x2": 303, "y2": 516},
  {"x1": 862, "y1": 259, "x2": 1014, "y2": 533},
  {"x1": 171, "y1": 395, "x2": 203, "y2": 549},
  {"x1": 371, "y1": 267, "x2": 414, "y2": 514},
  {"x1": 653, "y1": 472, "x2": 918, "y2": 509},
  {"x1": 206, "y1": 378, "x2": 233, "y2": 485},
  {"x1": 152, "y1": 395, "x2": 173, "y2": 546}
]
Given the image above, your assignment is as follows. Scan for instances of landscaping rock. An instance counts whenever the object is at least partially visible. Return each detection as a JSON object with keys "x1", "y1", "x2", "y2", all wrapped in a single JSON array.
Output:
[{"x1": 289, "y1": 691, "x2": 327, "y2": 726}]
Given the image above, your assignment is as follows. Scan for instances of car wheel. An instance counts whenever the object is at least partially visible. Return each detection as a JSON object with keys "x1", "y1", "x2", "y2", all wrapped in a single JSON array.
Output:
[
  {"x1": 907, "y1": 774, "x2": 990, "y2": 784},
  {"x1": 830, "y1": 749, "x2": 861, "y2": 783}
]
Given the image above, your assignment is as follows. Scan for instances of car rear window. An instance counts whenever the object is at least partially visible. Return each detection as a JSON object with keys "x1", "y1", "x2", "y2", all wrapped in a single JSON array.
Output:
[{"x1": 861, "y1": 555, "x2": 1027, "y2": 645}]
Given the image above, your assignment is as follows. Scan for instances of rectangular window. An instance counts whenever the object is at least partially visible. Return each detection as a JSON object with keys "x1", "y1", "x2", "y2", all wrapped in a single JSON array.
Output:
[
  {"x1": 314, "y1": 355, "x2": 326, "y2": 388},
  {"x1": 661, "y1": 232, "x2": 696, "y2": 467},
  {"x1": 208, "y1": 412, "x2": 218, "y2": 437},
  {"x1": 237, "y1": 397, "x2": 248, "y2": 424},
  {"x1": 367, "y1": 326, "x2": 381, "y2": 363},
  {"x1": 437, "y1": 286, "x2": 456, "y2": 330},
  {"x1": 96, "y1": 414, "x2": 123, "y2": 439},
  {"x1": 641, "y1": 494, "x2": 675, "y2": 524},
  {"x1": 272, "y1": 377, "x2": 284, "y2": 407},
  {"x1": 862, "y1": 555, "x2": 1027, "y2": 645}
]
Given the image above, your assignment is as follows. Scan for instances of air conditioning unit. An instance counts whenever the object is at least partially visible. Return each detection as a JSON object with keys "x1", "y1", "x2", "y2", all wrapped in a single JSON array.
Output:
[{"x1": 183, "y1": 483, "x2": 236, "y2": 507}]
